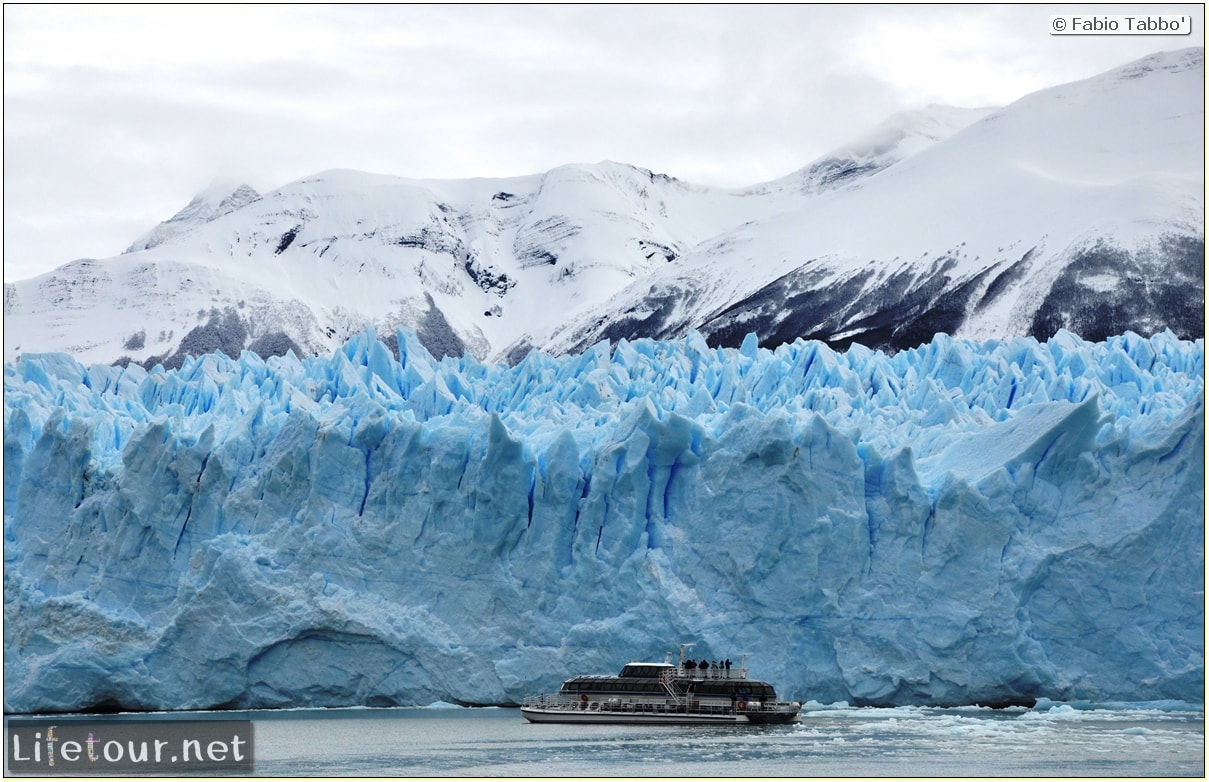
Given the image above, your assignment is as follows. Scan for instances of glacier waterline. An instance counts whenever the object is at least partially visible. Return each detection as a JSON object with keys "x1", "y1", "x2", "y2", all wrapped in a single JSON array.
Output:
[
  {"x1": 3, "y1": 328, "x2": 1203, "y2": 713},
  {"x1": 5, "y1": 703, "x2": 1204, "y2": 778}
]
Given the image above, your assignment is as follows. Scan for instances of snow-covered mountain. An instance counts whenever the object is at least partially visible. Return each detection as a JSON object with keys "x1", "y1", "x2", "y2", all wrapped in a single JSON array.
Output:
[
  {"x1": 4, "y1": 48, "x2": 1203, "y2": 368},
  {"x1": 543, "y1": 47, "x2": 1204, "y2": 357}
]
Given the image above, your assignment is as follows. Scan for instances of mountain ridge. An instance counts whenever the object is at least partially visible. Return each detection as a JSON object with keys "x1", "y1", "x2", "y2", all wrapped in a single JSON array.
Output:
[{"x1": 4, "y1": 47, "x2": 1203, "y2": 368}]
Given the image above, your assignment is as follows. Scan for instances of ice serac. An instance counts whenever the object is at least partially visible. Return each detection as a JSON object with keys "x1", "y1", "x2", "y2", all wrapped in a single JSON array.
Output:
[{"x1": 3, "y1": 328, "x2": 1203, "y2": 712}]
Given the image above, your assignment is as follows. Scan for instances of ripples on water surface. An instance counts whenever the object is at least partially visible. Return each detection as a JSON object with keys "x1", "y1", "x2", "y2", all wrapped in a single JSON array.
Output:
[{"x1": 247, "y1": 702, "x2": 1204, "y2": 777}]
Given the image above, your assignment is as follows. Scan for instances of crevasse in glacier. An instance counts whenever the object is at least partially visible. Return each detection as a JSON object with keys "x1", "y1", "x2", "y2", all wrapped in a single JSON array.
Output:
[{"x1": 3, "y1": 328, "x2": 1203, "y2": 712}]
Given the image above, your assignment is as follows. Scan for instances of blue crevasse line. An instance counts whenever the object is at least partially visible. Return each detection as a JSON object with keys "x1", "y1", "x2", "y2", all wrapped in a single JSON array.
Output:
[
  {"x1": 1031, "y1": 432, "x2": 1063, "y2": 481},
  {"x1": 663, "y1": 462, "x2": 677, "y2": 523},
  {"x1": 358, "y1": 447, "x2": 371, "y2": 517},
  {"x1": 173, "y1": 505, "x2": 192, "y2": 561},
  {"x1": 173, "y1": 450, "x2": 208, "y2": 563},
  {"x1": 456, "y1": 438, "x2": 472, "y2": 490},
  {"x1": 864, "y1": 510, "x2": 877, "y2": 574},
  {"x1": 921, "y1": 505, "x2": 935, "y2": 555},
  {"x1": 526, "y1": 468, "x2": 536, "y2": 528}
]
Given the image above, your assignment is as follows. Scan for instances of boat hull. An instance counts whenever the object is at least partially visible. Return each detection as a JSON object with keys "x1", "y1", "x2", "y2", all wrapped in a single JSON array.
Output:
[{"x1": 520, "y1": 705, "x2": 799, "y2": 726}]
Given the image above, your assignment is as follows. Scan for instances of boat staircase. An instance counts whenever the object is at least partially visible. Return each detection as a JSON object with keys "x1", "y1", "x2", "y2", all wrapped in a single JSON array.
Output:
[{"x1": 659, "y1": 667, "x2": 689, "y2": 709}]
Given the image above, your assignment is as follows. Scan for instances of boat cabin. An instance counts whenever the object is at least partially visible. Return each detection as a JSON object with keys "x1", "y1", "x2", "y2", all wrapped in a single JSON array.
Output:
[
  {"x1": 522, "y1": 647, "x2": 801, "y2": 724},
  {"x1": 558, "y1": 661, "x2": 778, "y2": 700}
]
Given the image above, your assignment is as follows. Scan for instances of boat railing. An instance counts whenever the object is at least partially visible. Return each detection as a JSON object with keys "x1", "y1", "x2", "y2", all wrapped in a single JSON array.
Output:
[
  {"x1": 673, "y1": 665, "x2": 747, "y2": 680},
  {"x1": 741, "y1": 699, "x2": 801, "y2": 714},
  {"x1": 519, "y1": 696, "x2": 580, "y2": 710},
  {"x1": 523, "y1": 692, "x2": 800, "y2": 717},
  {"x1": 525, "y1": 696, "x2": 741, "y2": 716}
]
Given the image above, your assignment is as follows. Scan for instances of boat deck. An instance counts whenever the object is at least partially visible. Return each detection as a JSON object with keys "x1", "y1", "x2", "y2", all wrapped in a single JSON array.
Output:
[{"x1": 521, "y1": 692, "x2": 801, "y2": 725}]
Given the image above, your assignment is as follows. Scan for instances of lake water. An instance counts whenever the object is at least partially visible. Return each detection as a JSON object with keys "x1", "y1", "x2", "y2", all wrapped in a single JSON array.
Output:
[{"x1": 6, "y1": 702, "x2": 1203, "y2": 777}]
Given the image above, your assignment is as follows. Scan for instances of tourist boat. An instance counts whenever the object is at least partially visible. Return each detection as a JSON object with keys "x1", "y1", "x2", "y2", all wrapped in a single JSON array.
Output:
[{"x1": 521, "y1": 645, "x2": 801, "y2": 725}]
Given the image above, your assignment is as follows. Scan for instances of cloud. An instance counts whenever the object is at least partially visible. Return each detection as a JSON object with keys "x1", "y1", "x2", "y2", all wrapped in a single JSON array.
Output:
[{"x1": 3, "y1": 3, "x2": 1203, "y2": 280}]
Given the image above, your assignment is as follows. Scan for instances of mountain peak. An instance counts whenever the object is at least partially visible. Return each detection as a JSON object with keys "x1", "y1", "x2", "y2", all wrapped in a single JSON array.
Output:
[
  {"x1": 210, "y1": 183, "x2": 261, "y2": 215},
  {"x1": 1103, "y1": 45, "x2": 1203, "y2": 81},
  {"x1": 782, "y1": 103, "x2": 996, "y2": 195},
  {"x1": 124, "y1": 183, "x2": 260, "y2": 253}
]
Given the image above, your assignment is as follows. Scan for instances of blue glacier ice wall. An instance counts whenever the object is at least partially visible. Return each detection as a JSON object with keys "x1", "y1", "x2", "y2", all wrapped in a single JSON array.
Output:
[{"x1": 3, "y1": 329, "x2": 1203, "y2": 712}]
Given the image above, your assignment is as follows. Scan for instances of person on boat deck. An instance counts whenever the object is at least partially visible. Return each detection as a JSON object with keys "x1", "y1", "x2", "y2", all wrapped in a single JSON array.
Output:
[{"x1": 685, "y1": 659, "x2": 696, "y2": 670}]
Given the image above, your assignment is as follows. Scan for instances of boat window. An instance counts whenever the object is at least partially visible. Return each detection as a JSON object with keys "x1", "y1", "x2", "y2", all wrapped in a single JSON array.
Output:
[{"x1": 620, "y1": 664, "x2": 671, "y2": 678}]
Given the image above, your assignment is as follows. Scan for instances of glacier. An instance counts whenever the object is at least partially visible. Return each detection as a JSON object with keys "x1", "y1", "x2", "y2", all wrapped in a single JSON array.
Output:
[{"x1": 3, "y1": 328, "x2": 1203, "y2": 713}]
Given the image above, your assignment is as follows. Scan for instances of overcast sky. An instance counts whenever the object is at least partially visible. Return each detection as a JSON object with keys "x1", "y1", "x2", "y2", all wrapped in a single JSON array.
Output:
[{"x1": 4, "y1": 3, "x2": 1204, "y2": 281}]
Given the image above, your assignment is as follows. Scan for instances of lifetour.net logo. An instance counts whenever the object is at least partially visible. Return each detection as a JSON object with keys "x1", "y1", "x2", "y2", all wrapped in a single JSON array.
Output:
[{"x1": 5, "y1": 719, "x2": 253, "y2": 776}]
